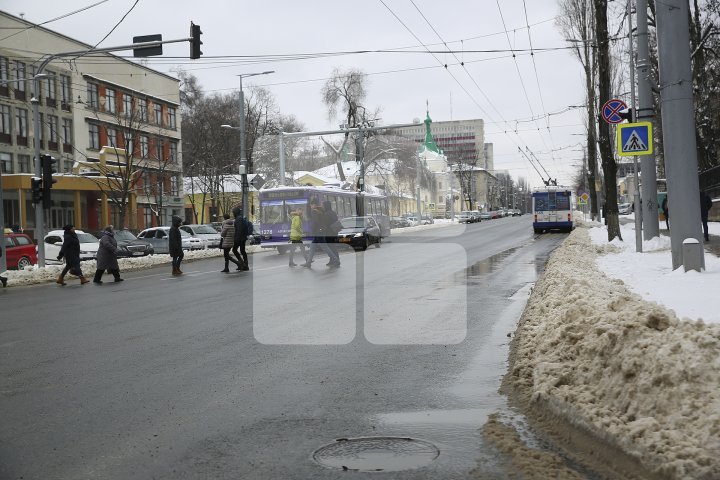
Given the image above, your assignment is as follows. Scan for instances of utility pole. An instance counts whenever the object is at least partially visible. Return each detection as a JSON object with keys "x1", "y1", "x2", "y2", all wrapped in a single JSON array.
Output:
[
  {"x1": 655, "y1": 0, "x2": 704, "y2": 270},
  {"x1": 628, "y1": 0, "x2": 643, "y2": 253},
  {"x1": 636, "y1": 0, "x2": 660, "y2": 240}
]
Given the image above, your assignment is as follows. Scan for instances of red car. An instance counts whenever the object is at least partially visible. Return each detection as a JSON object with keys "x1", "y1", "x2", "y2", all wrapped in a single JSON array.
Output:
[{"x1": 4, "y1": 233, "x2": 37, "y2": 269}]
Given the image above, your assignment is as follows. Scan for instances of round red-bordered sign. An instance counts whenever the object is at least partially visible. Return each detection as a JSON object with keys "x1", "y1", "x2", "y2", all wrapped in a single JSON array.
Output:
[{"x1": 601, "y1": 99, "x2": 628, "y2": 124}]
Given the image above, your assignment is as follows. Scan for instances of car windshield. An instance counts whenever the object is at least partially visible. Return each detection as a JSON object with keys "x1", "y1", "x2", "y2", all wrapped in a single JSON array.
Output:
[
  {"x1": 340, "y1": 217, "x2": 371, "y2": 228},
  {"x1": 114, "y1": 230, "x2": 137, "y2": 241},
  {"x1": 193, "y1": 225, "x2": 217, "y2": 234},
  {"x1": 76, "y1": 233, "x2": 99, "y2": 243}
]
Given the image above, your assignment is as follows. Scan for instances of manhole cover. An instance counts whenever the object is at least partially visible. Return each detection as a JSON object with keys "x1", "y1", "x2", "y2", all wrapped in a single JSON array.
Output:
[{"x1": 313, "y1": 436, "x2": 440, "y2": 472}]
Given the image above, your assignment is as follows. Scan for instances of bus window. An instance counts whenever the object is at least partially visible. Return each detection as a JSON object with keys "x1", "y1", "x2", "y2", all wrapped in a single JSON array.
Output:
[{"x1": 261, "y1": 201, "x2": 285, "y2": 224}]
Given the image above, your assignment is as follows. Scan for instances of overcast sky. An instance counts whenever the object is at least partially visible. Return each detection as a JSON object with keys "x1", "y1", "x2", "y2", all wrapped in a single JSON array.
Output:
[{"x1": 2, "y1": 0, "x2": 590, "y2": 188}]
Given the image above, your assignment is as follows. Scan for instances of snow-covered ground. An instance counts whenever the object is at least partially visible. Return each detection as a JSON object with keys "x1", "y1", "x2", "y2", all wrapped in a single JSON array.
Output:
[{"x1": 506, "y1": 217, "x2": 720, "y2": 479}]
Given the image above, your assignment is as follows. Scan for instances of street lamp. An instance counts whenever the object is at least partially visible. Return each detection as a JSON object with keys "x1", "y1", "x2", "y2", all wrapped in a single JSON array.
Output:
[{"x1": 221, "y1": 70, "x2": 274, "y2": 220}]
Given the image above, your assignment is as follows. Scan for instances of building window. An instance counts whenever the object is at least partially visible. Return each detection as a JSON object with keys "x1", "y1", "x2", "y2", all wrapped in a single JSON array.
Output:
[
  {"x1": 168, "y1": 107, "x2": 176, "y2": 129},
  {"x1": 154, "y1": 137, "x2": 163, "y2": 160},
  {"x1": 140, "y1": 135, "x2": 148, "y2": 157},
  {"x1": 106, "y1": 88, "x2": 116, "y2": 114},
  {"x1": 15, "y1": 108, "x2": 28, "y2": 145},
  {"x1": 18, "y1": 154, "x2": 31, "y2": 173},
  {"x1": 170, "y1": 175, "x2": 179, "y2": 196},
  {"x1": 14, "y1": 61, "x2": 25, "y2": 92},
  {"x1": 45, "y1": 73, "x2": 56, "y2": 106},
  {"x1": 62, "y1": 118, "x2": 73, "y2": 145},
  {"x1": 89, "y1": 124, "x2": 100, "y2": 149},
  {"x1": 0, "y1": 105, "x2": 10, "y2": 143},
  {"x1": 138, "y1": 98, "x2": 148, "y2": 122},
  {"x1": 0, "y1": 152, "x2": 12, "y2": 173},
  {"x1": 60, "y1": 75, "x2": 71, "y2": 106},
  {"x1": 86, "y1": 83, "x2": 99, "y2": 108},
  {"x1": 0, "y1": 57, "x2": 8, "y2": 96},
  {"x1": 107, "y1": 127, "x2": 117, "y2": 148},
  {"x1": 154, "y1": 103, "x2": 162, "y2": 125},
  {"x1": 169, "y1": 141, "x2": 178, "y2": 163},
  {"x1": 48, "y1": 115, "x2": 58, "y2": 147},
  {"x1": 123, "y1": 93, "x2": 132, "y2": 117}
]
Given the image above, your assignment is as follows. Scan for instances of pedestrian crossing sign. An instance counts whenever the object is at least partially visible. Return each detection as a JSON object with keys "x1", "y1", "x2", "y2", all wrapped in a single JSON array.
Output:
[{"x1": 617, "y1": 121, "x2": 653, "y2": 156}]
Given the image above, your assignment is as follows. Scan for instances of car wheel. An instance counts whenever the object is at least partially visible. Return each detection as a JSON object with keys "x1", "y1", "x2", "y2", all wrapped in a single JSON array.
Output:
[
  {"x1": 17, "y1": 256, "x2": 32, "y2": 269},
  {"x1": 362, "y1": 237, "x2": 369, "y2": 251},
  {"x1": 374, "y1": 236, "x2": 381, "y2": 248}
]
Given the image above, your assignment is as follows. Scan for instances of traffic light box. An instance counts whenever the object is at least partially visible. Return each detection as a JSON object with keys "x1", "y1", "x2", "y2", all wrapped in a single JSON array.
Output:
[
  {"x1": 40, "y1": 154, "x2": 57, "y2": 210},
  {"x1": 190, "y1": 22, "x2": 202, "y2": 59},
  {"x1": 31, "y1": 177, "x2": 43, "y2": 204}
]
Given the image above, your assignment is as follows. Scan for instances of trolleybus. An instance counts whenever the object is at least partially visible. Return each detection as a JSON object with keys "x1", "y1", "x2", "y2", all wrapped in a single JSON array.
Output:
[
  {"x1": 258, "y1": 186, "x2": 391, "y2": 253},
  {"x1": 532, "y1": 186, "x2": 573, "y2": 233}
]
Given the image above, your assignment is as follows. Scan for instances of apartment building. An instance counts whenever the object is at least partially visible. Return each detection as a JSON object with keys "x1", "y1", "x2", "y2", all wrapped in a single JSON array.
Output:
[{"x1": 0, "y1": 10, "x2": 182, "y2": 237}]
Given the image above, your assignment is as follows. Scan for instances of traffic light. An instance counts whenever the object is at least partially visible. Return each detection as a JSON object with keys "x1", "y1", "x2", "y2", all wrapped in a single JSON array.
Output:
[
  {"x1": 40, "y1": 154, "x2": 57, "y2": 210},
  {"x1": 618, "y1": 108, "x2": 634, "y2": 122},
  {"x1": 190, "y1": 22, "x2": 202, "y2": 59},
  {"x1": 31, "y1": 177, "x2": 43, "y2": 204}
]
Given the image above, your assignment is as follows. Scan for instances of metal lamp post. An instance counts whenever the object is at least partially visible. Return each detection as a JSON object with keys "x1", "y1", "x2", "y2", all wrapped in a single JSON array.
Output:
[{"x1": 222, "y1": 70, "x2": 274, "y2": 220}]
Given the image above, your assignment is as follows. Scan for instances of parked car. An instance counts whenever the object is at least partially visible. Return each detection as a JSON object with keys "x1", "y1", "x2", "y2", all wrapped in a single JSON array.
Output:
[
  {"x1": 457, "y1": 211, "x2": 473, "y2": 223},
  {"x1": 247, "y1": 222, "x2": 262, "y2": 245},
  {"x1": 469, "y1": 211, "x2": 482, "y2": 223},
  {"x1": 43, "y1": 229, "x2": 100, "y2": 264},
  {"x1": 137, "y1": 226, "x2": 204, "y2": 253},
  {"x1": 511, "y1": 209, "x2": 522, "y2": 217},
  {"x1": 180, "y1": 223, "x2": 222, "y2": 248},
  {"x1": 94, "y1": 229, "x2": 154, "y2": 257},
  {"x1": 390, "y1": 216, "x2": 412, "y2": 228},
  {"x1": 3, "y1": 233, "x2": 37, "y2": 269},
  {"x1": 618, "y1": 203, "x2": 633, "y2": 215},
  {"x1": 336, "y1": 216, "x2": 382, "y2": 251},
  {"x1": 480, "y1": 212, "x2": 492, "y2": 220},
  {"x1": 420, "y1": 214, "x2": 435, "y2": 225}
]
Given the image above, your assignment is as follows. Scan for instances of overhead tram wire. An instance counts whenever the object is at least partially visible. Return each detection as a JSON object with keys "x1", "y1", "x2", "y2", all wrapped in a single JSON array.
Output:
[
  {"x1": 495, "y1": 0, "x2": 561, "y2": 181},
  {"x1": 384, "y1": 0, "x2": 562, "y2": 184},
  {"x1": 0, "y1": 0, "x2": 110, "y2": 43}
]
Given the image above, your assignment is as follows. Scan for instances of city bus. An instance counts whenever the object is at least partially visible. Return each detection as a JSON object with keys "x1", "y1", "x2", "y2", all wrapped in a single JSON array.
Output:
[
  {"x1": 532, "y1": 186, "x2": 573, "y2": 234},
  {"x1": 258, "y1": 186, "x2": 391, "y2": 253}
]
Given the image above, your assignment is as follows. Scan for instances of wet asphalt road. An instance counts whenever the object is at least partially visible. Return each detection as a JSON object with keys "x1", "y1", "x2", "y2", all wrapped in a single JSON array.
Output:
[{"x1": 0, "y1": 217, "x2": 568, "y2": 479}]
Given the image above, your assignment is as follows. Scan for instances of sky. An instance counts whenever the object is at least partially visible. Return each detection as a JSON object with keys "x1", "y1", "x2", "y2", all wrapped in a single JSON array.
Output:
[{"x1": 1, "y1": 0, "x2": 591, "y2": 188}]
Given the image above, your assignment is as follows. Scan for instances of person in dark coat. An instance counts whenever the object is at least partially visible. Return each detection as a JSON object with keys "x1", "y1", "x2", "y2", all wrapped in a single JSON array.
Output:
[
  {"x1": 93, "y1": 225, "x2": 123, "y2": 284},
  {"x1": 169, "y1": 216, "x2": 184, "y2": 276},
  {"x1": 232, "y1": 206, "x2": 249, "y2": 271},
  {"x1": 662, "y1": 196, "x2": 669, "y2": 231},
  {"x1": 700, "y1": 191, "x2": 712, "y2": 242},
  {"x1": 220, "y1": 213, "x2": 240, "y2": 273},
  {"x1": 302, "y1": 198, "x2": 340, "y2": 268},
  {"x1": 321, "y1": 200, "x2": 341, "y2": 267},
  {"x1": 56, "y1": 224, "x2": 89, "y2": 285}
]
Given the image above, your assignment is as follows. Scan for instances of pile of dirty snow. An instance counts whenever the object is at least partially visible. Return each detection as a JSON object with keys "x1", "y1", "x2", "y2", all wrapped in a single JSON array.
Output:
[{"x1": 505, "y1": 225, "x2": 720, "y2": 479}]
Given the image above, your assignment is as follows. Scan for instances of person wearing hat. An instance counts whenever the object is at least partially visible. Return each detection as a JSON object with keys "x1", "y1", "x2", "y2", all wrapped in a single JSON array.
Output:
[
  {"x1": 56, "y1": 224, "x2": 89, "y2": 285},
  {"x1": 93, "y1": 225, "x2": 123, "y2": 284}
]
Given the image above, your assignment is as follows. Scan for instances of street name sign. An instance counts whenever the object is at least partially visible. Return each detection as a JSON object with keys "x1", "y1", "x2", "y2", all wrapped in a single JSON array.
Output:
[
  {"x1": 601, "y1": 98, "x2": 628, "y2": 124},
  {"x1": 616, "y1": 122, "x2": 653, "y2": 156}
]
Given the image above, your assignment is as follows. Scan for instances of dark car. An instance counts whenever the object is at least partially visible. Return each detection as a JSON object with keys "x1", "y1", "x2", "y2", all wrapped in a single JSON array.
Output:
[
  {"x1": 336, "y1": 216, "x2": 382, "y2": 251},
  {"x1": 390, "y1": 216, "x2": 412, "y2": 228},
  {"x1": 3, "y1": 233, "x2": 37, "y2": 269},
  {"x1": 247, "y1": 223, "x2": 262, "y2": 245},
  {"x1": 113, "y1": 229, "x2": 155, "y2": 257}
]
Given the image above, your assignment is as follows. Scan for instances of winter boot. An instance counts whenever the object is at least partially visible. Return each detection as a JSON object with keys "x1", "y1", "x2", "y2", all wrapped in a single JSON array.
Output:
[
  {"x1": 93, "y1": 269, "x2": 103, "y2": 284},
  {"x1": 221, "y1": 259, "x2": 230, "y2": 273},
  {"x1": 56, "y1": 274, "x2": 66, "y2": 286},
  {"x1": 80, "y1": 276, "x2": 90, "y2": 285}
]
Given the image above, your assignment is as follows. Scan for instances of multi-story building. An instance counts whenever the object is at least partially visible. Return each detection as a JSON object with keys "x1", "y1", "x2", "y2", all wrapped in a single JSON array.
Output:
[
  {"x1": 390, "y1": 114, "x2": 493, "y2": 171},
  {"x1": 0, "y1": 10, "x2": 182, "y2": 237}
]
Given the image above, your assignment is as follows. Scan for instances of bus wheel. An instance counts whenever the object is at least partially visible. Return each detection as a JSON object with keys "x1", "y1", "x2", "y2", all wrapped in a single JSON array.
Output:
[{"x1": 277, "y1": 246, "x2": 288, "y2": 255}]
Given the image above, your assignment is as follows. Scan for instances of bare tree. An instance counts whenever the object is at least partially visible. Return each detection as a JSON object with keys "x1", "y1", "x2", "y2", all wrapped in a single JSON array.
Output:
[
  {"x1": 593, "y1": 0, "x2": 622, "y2": 240},
  {"x1": 558, "y1": 0, "x2": 601, "y2": 221}
]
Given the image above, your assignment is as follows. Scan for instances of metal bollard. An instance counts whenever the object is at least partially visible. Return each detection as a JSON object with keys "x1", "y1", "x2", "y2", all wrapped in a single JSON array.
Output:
[{"x1": 682, "y1": 238, "x2": 704, "y2": 272}]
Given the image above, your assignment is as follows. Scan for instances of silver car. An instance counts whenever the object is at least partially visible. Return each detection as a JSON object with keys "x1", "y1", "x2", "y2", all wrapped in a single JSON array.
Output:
[
  {"x1": 180, "y1": 224, "x2": 222, "y2": 248},
  {"x1": 137, "y1": 227, "x2": 204, "y2": 253}
]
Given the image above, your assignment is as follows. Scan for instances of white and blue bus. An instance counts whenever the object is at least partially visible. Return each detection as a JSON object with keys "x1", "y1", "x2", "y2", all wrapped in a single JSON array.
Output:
[
  {"x1": 259, "y1": 186, "x2": 391, "y2": 253},
  {"x1": 532, "y1": 186, "x2": 573, "y2": 234}
]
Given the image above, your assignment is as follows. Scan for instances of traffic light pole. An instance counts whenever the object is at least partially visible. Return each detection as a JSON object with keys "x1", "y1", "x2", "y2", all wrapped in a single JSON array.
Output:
[{"x1": 29, "y1": 33, "x2": 199, "y2": 267}]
